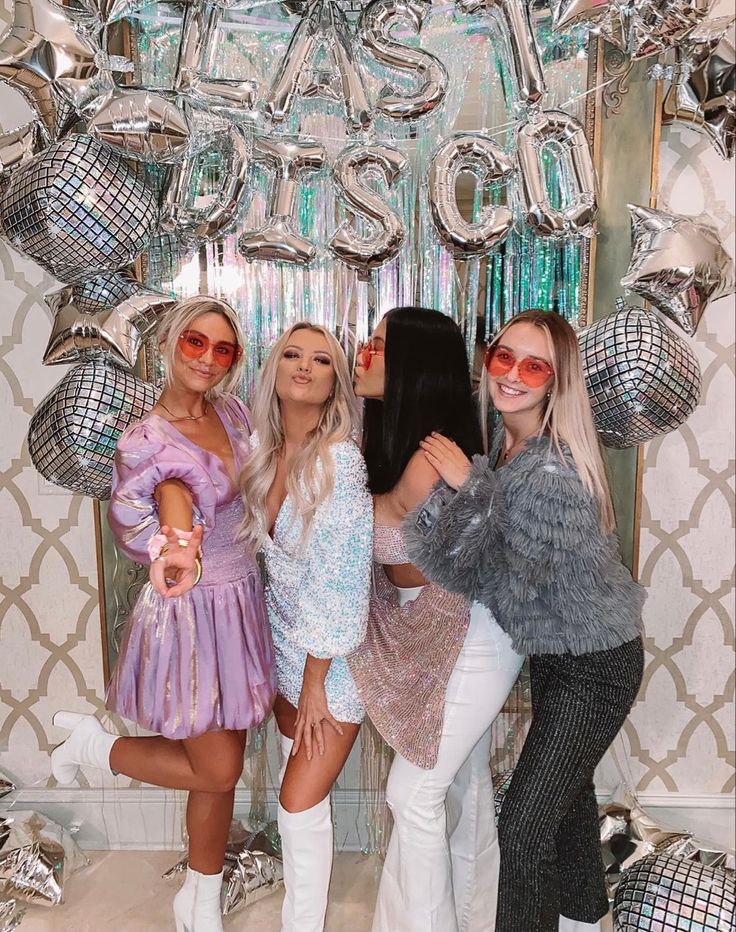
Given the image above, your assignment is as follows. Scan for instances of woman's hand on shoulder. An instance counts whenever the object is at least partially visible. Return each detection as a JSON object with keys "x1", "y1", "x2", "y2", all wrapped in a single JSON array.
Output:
[{"x1": 419, "y1": 433, "x2": 471, "y2": 491}]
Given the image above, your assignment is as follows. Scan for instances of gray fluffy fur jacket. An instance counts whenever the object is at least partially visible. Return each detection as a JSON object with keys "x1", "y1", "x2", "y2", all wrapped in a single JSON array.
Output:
[{"x1": 403, "y1": 431, "x2": 644, "y2": 657}]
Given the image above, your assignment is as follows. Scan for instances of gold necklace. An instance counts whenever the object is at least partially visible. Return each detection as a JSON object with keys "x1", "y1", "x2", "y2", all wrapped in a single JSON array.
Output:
[{"x1": 158, "y1": 399, "x2": 209, "y2": 422}]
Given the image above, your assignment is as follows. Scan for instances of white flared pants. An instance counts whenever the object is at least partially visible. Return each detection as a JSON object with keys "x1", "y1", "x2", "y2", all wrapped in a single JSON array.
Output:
[{"x1": 373, "y1": 598, "x2": 524, "y2": 932}]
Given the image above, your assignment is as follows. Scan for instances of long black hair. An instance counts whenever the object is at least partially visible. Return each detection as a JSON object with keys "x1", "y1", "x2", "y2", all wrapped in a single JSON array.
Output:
[{"x1": 363, "y1": 306, "x2": 483, "y2": 494}]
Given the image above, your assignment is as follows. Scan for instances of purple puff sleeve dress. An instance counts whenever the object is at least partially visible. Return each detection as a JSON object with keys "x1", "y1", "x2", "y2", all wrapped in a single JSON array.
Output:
[{"x1": 105, "y1": 395, "x2": 277, "y2": 739}]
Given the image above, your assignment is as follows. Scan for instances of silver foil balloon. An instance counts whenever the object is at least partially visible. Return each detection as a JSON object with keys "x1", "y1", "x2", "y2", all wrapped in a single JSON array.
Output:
[
  {"x1": 28, "y1": 359, "x2": 157, "y2": 498},
  {"x1": 551, "y1": 0, "x2": 712, "y2": 58},
  {"x1": 164, "y1": 821, "x2": 283, "y2": 915},
  {"x1": 613, "y1": 854, "x2": 735, "y2": 931},
  {"x1": 43, "y1": 290, "x2": 176, "y2": 367},
  {"x1": 265, "y1": 0, "x2": 372, "y2": 133},
  {"x1": 0, "y1": 0, "x2": 108, "y2": 141},
  {"x1": 0, "y1": 122, "x2": 45, "y2": 177},
  {"x1": 45, "y1": 270, "x2": 145, "y2": 317},
  {"x1": 516, "y1": 109, "x2": 598, "y2": 237},
  {"x1": 599, "y1": 796, "x2": 694, "y2": 898},
  {"x1": 492, "y1": 769, "x2": 514, "y2": 820},
  {"x1": 621, "y1": 204, "x2": 735, "y2": 336},
  {"x1": 238, "y1": 136, "x2": 326, "y2": 265},
  {"x1": 623, "y1": 0, "x2": 713, "y2": 60},
  {"x1": 161, "y1": 124, "x2": 251, "y2": 244},
  {"x1": 0, "y1": 897, "x2": 25, "y2": 932},
  {"x1": 456, "y1": 0, "x2": 546, "y2": 108},
  {"x1": 359, "y1": 0, "x2": 448, "y2": 121},
  {"x1": 86, "y1": 90, "x2": 192, "y2": 163},
  {"x1": 330, "y1": 144, "x2": 408, "y2": 274},
  {"x1": 427, "y1": 133, "x2": 514, "y2": 257},
  {"x1": 0, "y1": 811, "x2": 88, "y2": 907},
  {"x1": 0, "y1": 776, "x2": 14, "y2": 800},
  {"x1": 662, "y1": 16, "x2": 735, "y2": 162},
  {"x1": 0, "y1": 134, "x2": 158, "y2": 284},
  {"x1": 578, "y1": 303, "x2": 702, "y2": 449}
]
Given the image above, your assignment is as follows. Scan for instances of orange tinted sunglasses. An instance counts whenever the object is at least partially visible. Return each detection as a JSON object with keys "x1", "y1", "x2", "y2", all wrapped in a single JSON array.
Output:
[
  {"x1": 484, "y1": 345, "x2": 554, "y2": 388},
  {"x1": 356, "y1": 341, "x2": 385, "y2": 370},
  {"x1": 178, "y1": 330, "x2": 243, "y2": 369}
]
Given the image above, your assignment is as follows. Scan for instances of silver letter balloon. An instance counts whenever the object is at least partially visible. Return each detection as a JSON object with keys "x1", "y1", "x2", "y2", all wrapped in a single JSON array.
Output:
[
  {"x1": 28, "y1": 361, "x2": 157, "y2": 499},
  {"x1": 0, "y1": 135, "x2": 158, "y2": 283},
  {"x1": 578, "y1": 304, "x2": 702, "y2": 449}
]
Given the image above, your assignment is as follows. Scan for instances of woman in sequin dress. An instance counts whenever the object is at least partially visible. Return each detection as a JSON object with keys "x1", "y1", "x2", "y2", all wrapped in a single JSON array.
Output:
[
  {"x1": 239, "y1": 322, "x2": 372, "y2": 932},
  {"x1": 51, "y1": 297, "x2": 276, "y2": 932},
  {"x1": 349, "y1": 307, "x2": 524, "y2": 932}
]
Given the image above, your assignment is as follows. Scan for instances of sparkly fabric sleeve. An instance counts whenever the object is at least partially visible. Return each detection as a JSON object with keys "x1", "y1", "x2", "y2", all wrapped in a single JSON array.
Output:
[
  {"x1": 108, "y1": 422, "x2": 219, "y2": 564},
  {"x1": 291, "y1": 442, "x2": 373, "y2": 659}
]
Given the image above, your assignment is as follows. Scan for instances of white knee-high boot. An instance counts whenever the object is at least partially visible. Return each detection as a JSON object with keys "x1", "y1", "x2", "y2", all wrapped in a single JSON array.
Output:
[
  {"x1": 278, "y1": 796, "x2": 333, "y2": 932},
  {"x1": 559, "y1": 916, "x2": 602, "y2": 931},
  {"x1": 279, "y1": 732, "x2": 294, "y2": 785},
  {"x1": 173, "y1": 867, "x2": 225, "y2": 932},
  {"x1": 50, "y1": 711, "x2": 118, "y2": 785}
]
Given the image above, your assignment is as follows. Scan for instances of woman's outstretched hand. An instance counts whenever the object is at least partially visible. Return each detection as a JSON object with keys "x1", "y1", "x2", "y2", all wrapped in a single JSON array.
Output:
[
  {"x1": 149, "y1": 524, "x2": 203, "y2": 598},
  {"x1": 420, "y1": 433, "x2": 471, "y2": 490}
]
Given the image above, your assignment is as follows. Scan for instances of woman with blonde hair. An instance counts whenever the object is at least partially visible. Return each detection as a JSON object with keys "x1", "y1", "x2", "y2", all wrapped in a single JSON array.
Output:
[
  {"x1": 240, "y1": 321, "x2": 372, "y2": 932},
  {"x1": 406, "y1": 309, "x2": 644, "y2": 932},
  {"x1": 51, "y1": 296, "x2": 276, "y2": 932}
]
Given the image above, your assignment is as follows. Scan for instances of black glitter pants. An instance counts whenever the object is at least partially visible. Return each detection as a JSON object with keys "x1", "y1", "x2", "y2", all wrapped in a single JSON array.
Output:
[{"x1": 495, "y1": 636, "x2": 644, "y2": 932}]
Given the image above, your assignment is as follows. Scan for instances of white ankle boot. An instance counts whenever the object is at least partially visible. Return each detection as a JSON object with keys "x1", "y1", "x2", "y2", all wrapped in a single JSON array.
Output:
[
  {"x1": 559, "y1": 916, "x2": 602, "y2": 931},
  {"x1": 278, "y1": 796, "x2": 333, "y2": 932},
  {"x1": 50, "y1": 711, "x2": 118, "y2": 785},
  {"x1": 173, "y1": 867, "x2": 225, "y2": 932}
]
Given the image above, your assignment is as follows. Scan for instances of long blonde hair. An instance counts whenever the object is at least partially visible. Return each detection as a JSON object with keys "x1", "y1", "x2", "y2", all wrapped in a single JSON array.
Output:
[
  {"x1": 480, "y1": 309, "x2": 616, "y2": 534},
  {"x1": 157, "y1": 295, "x2": 245, "y2": 398},
  {"x1": 239, "y1": 322, "x2": 360, "y2": 552}
]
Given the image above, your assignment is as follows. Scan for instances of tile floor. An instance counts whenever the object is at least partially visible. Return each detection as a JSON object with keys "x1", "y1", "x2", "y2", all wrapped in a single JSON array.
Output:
[{"x1": 17, "y1": 850, "x2": 614, "y2": 931}]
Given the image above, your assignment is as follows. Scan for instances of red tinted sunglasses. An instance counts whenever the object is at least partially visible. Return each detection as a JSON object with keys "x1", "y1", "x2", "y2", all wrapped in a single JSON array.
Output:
[
  {"x1": 356, "y1": 341, "x2": 384, "y2": 370},
  {"x1": 178, "y1": 330, "x2": 243, "y2": 369},
  {"x1": 484, "y1": 345, "x2": 554, "y2": 388}
]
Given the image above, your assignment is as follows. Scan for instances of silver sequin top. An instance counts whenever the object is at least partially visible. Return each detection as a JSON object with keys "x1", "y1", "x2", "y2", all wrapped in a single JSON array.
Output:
[{"x1": 260, "y1": 439, "x2": 373, "y2": 724}]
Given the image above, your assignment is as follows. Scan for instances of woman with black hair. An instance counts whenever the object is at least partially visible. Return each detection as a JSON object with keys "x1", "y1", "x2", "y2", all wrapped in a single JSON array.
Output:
[{"x1": 349, "y1": 307, "x2": 523, "y2": 932}]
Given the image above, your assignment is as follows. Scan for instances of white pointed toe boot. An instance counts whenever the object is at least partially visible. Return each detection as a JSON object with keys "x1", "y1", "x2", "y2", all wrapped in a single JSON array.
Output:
[
  {"x1": 50, "y1": 711, "x2": 118, "y2": 785},
  {"x1": 278, "y1": 796, "x2": 333, "y2": 932},
  {"x1": 173, "y1": 867, "x2": 225, "y2": 932}
]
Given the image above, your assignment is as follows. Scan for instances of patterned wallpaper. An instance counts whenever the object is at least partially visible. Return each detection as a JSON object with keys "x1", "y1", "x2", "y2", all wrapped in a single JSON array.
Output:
[
  {"x1": 626, "y1": 123, "x2": 735, "y2": 796},
  {"x1": 0, "y1": 0, "x2": 733, "y2": 816}
]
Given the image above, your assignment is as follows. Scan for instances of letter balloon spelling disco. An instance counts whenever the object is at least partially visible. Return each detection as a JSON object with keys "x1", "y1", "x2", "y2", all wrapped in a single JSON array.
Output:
[
  {"x1": 428, "y1": 134, "x2": 515, "y2": 257},
  {"x1": 330, "y1": 145, "x2": 409, "y2": 275},
  {"x1": 238, "y1": 136, "x2": 327, "y2": 265}
]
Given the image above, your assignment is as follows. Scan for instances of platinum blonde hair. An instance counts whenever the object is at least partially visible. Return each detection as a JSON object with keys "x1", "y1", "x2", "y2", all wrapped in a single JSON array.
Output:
[
  {"x1": 239, "y1": 322, "x2": 360, "y2": 553},
  {"x1": 480, "y1": 309, "x2": 616, "y2": 534},
  {"x1": 157, "y1": 296, "x2": 245, "y2": 399}
]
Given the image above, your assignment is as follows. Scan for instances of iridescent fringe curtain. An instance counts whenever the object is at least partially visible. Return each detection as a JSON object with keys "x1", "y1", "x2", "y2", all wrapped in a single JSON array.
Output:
[{"x1": 131, "y1": 0, "x2": 589, "y2": 852}]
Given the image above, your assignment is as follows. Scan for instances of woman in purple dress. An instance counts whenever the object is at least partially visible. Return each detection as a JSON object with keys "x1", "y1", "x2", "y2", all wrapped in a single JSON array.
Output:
[{"x1": 50, "y1": 296, "x2": 276, "y2": 932}]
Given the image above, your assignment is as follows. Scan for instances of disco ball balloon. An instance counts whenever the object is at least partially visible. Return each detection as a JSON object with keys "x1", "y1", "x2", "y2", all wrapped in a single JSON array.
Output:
[
  {"x1": 28, "y1": 360, "x2": 157, "y2": 499},
  {"x1": 578, "y1": 304, "x2": 702, "y2": 449},
  {"x1": 0, "y1": 135, "x2": 158, "y2": 283},
  {"x1": 613, "y1": 854, "x2": 735, "y2": 931}
]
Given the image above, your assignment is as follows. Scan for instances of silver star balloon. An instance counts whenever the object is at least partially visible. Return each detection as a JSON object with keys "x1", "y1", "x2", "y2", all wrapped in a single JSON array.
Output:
[
  {"x1": 0, "y1": 0, "x2": 109, "y2": 141},
  {"x1": 621, "y1": 204, "x2": 735, "y2": 335},
  {"x1": 43, "y1": 290, "x2": 176, "y2": 367},
  {"x1": 662, "y1": 15, "x2": 735, "y2": 161},
  {"x1": 0, "y1": 121, "x2": 45, "y2": 176},
  {"x1": 550, "y1": 0, "x2": 713, "y2": 59}
]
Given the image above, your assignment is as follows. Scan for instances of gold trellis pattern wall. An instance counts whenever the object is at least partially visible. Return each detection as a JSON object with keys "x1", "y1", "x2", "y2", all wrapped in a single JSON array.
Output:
[{"x1": 0, "y1": 0, "x2": 733, "y2": 806}]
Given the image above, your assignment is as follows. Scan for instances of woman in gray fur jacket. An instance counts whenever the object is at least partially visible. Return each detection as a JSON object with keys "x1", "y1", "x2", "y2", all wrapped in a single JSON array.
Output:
[{"x1": 406, "y1": 309, "x2": 645, "y2": 932}]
